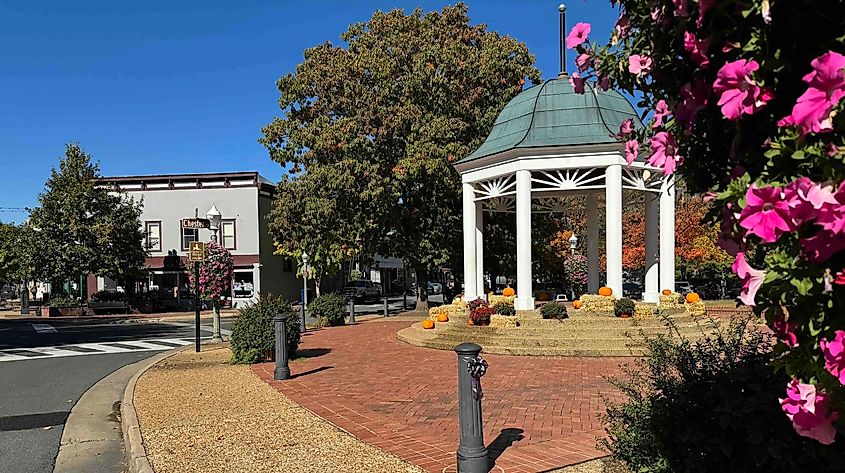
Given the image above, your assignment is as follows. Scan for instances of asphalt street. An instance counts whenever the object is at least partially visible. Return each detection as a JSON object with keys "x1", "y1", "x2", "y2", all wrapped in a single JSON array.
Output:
[{"x1": 0, "y1": 318, "x2": 209, "y2": 473}]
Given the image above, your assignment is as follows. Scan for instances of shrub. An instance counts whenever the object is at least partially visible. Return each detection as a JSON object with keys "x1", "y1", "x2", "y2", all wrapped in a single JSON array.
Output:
[
  {"x1": 230, "y1": 294, "x2": 299, "y2": 365},
  {"x1": 90, "y1": 290, "x2": 126, "y2": 302},
  {"x1": 540, "y1": 301, "x2": 568, "y2": 320},
  {"x1": 47, "y1": 294, "x2": 79, "y2": 307},
  {"x1": 492, "y1": 300, "x2": 515, "y2": 316},
  {"x1": 309, "y1": 293, "x2": 347, "y2": 327},
  {"x1": 614, "y1": 298, "x2": 635, "y2": 317},
  {"x1": 600, "y1": 318, "x2": 845, "y2": 472},
  {"x1": 468, "y1": 304, "x2": 494, "y2": 326}
]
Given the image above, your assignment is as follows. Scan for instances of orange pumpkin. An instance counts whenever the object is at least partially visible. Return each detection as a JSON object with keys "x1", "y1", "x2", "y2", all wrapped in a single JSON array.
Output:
[
  {"x1": 598, "y1": 286, "x2": 613, "y2": 297},
  {"x1": 436, "y1": 314, "x2": 449, "y2": 323},
  {"x1": 662, "y1": 289, "x2": 672, "y2": 295},
  {"x1": 686, "y1": 292, "x2": 701, "y2": 304},
  {"x1": 467, "y1": 319, "x2": 475, "y2": 326},
  {"x1": 572, "y1": 300, "x2": 582, "y2": 310},
  {"x1": 421, "y1": 319, "x2": 435, "y2": 329},
  {"x1": 503, "y1": 287, "x2": 515, "y2": 297}
]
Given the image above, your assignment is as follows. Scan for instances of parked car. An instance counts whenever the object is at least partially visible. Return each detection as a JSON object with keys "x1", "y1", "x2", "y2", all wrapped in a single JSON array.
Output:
[
  {"x1": 675, "y1": 281, "x2": 694, "y2": 295},
  {"x1": 554, "y1": 293, "x2": 569, "y2": 302},
  {"x1": 623, "y1": 282, "x2": 643, "y2": 299},
  {"x1": 342, "y1": 280, "x2": 381, "y2": 301},
  {"x1": 428, "y1": 282, "x2": 442, "y2": 294}
]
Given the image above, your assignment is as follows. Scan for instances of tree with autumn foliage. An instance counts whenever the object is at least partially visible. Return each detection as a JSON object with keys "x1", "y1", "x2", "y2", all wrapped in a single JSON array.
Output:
[{"x1": 261, "y1": 4, "x2": 540, "y2": 309}]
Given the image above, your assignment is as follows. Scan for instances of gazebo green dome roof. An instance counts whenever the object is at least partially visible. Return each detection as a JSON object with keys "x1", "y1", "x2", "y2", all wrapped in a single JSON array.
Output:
[{"x1": 458, "y1": 77, "x2": 642, "y2": 164}]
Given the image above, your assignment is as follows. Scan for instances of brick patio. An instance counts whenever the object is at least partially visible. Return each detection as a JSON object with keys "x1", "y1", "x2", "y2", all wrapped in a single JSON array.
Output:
[{"x1": 253, "y1": 319, "x2": 629, "y2": 473}]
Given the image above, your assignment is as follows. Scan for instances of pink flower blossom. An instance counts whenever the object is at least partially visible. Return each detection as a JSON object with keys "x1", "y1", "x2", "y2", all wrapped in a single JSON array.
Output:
[
  {"x1": 614, "y1": 14, "x2": 630, "y2": 39},
  {"x1": 825, "y1": 143, "x2": 839, "y2": 157},
  {"x1": 566, "y1": 22, "x2": 591, "y2": 49},
  {"x1": 836, "y1": 269, "x2": 845, "y2": 285},
  {"x1": 772, "y1": 317, "x2": 799, "y2": 347},
  {"x1": 696, "y1": 0, "x2": 714, "y2": 28},
  {"x1": 780, "y1": 379, "x2": 839, "y2": 445},
  {"x1": 732, "y1": 252, "x2": 765, "y2": 306},
  {"x1": 713, "y1": 59, "x2": 772, "y2": 120},
  {"x1": 628, "y1": 55, "x2": 653, "y2": 75},
  {"x1": 673, "y1": 0, "x2": 689, "y2": 17},
  {"x1": 738, "y1": 184, "x2": 793, "y2": 243},
  {"x1": 648, "y1": 132, "x2": 683, "y2": 175},
  {"x1": 784, "y1": 177, "x2": 838, "y2": 223},
  {"x1": 801, "y1": 230, "x2": 845, "y2": 263},
  {"x1": 576, "y1": 53, "x2": 592, "y2": 72},
  {"x1": 618, "y1": 118, "x2": 634, "y2": 137},
  {"x1": 820, "y1": 330, "x2": 845, "y2": 385},
  {"x1": 569, "y1": 72, "x2": 586, "y2": 94},
  {"x1": 675, "y1": 79, "x2": 710, "y2": 126},
  {"x1": 652, "y1": 100, "x2": 671, "y2": 128},
  {"x1": 786, "y1": 51, "x2": 845, "y2": 134},
  {"x1": 625, "y1": 139, "x2": 639, "y2": 165},
  {"x1": 683, "y1": 31, "x2": 710, "y2": 69}
]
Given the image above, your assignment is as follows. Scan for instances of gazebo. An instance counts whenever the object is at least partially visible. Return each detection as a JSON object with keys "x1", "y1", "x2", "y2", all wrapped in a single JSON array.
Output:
[{"x1": 454, "y1": 77, "x2": 676, "y2": 310}]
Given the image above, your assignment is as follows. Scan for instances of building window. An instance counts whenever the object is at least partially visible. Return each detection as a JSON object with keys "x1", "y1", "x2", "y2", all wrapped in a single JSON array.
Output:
[
  {"x1": 233, "y1": 271, "x2": 254, "y2": 299},
  {"x1": 181, "y1": 227, "x2": 198, "y2": 251},
  {"x1": 221, "y1": 220, "x2": 236, "y2": 250},
  {"x1": 145, "y1": 222, "x2": 161, "y2": 252}
]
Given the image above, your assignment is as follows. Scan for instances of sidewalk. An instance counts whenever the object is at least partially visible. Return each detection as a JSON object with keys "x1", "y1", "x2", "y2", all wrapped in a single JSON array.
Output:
[{"x1": 132, "y1": 344, "x2": 423, "y2": 473}]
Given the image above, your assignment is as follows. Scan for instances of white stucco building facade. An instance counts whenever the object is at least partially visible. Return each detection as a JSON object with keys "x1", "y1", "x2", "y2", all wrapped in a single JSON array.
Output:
[{"x1": 97, "y1": 171, "x2": 300, "y2": 307}]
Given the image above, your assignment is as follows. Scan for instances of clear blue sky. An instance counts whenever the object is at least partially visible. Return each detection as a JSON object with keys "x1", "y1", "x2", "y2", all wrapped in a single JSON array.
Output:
[{"x1": 0, "y1": 1, "x2": 618, "y2": 223}]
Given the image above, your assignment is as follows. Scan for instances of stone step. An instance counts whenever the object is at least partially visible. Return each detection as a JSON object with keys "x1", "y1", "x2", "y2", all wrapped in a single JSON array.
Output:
[
  {"x1": 396, "y1": 333, "x2": 649, "y2": 357},
  {"x1": 405, "y1": 329, "x2": 712, "y2": 348}
]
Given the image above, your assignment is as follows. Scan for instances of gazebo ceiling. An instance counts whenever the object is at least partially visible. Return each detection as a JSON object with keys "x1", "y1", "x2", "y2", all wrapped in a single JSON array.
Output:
[{"x1": 458, "y1": 77, "x2": 642, "y2": 165}]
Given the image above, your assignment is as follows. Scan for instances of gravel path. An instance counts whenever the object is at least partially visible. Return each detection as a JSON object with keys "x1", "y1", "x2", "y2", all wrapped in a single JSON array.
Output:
[{"x1": 134, "y1": 344, "x2": 424, "y2": 473}]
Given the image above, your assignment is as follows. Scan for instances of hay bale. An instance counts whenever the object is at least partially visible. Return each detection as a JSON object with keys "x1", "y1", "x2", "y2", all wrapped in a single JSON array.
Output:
[
  {"x1": 490, "y1": 314, "x2": 519, "y2": 328},
  {"x1": 428, "y1": 303, "x2": 467, "y2": 320},
  {"x1": 686, "y1": 301, "x2": 707, "y2": 317},
  {"x1": 581, "y1": 294, "x2": 616, "y2": 314},
  {"x1": 488, "y1": 294, "x2": 515, "y2": 306},
  {"x1": 634, "y1": 303, "x2": 658, "y2": 319},
  {"x1": 659, "y1": 293, "x2": 684, "y2": 310}
]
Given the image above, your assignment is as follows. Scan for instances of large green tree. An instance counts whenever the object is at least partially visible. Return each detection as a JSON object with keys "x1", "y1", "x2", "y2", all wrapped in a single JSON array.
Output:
[
  {"x1": 28, "y1": 144, "x2": 147, "y2": 294},
  {"x1": 261, "y1": 4, "x2": 540, "y2": 309}
]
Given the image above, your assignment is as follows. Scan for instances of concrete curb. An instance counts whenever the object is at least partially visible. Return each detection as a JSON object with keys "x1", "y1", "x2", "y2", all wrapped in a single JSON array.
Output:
[{"x1": 121, "y1": 347, "x2": 190, "y2": 473}]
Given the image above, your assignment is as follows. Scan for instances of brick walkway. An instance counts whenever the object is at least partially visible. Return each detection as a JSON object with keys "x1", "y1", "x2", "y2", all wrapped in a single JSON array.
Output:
[{"x1": 253, "y1": 320, "x2": 629, "y2": 473}]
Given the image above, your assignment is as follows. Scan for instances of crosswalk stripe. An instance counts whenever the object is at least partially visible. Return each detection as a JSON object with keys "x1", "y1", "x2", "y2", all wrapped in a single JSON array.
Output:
[{"x1": 0, "y1": 337, "x2": 206, "y2": 363}]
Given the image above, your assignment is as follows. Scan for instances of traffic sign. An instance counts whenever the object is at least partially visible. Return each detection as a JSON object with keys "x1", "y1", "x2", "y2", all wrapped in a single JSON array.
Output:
[
  {"x1": 181, "y1": 218, "x2": 210, "y2": 229},
  {"x1": 188, "y1": 241, "x2": 206, "y2": 262}
]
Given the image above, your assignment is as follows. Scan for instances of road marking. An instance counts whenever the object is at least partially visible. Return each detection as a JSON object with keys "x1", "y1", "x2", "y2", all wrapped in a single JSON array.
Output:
[
  {"x1": 0, "y1": 337, "x2": 197, "y2": 363},
  {"x1": 31, "y1": 324, "x2": 57, "y2": 334}
]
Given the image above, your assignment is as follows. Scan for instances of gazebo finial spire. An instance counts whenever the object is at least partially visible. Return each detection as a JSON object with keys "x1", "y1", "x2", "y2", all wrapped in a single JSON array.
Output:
[{"x1": 558, "y1": 3, "x2": 567, "y2": 77}]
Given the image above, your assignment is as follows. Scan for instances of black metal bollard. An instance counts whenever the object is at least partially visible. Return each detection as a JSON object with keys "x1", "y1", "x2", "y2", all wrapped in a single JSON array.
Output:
[
  {"x1": 274, "y1": 315, "x2": 291, "y2": 380},
  {"x1": 403, "y1": 291, "x2": 408, "y2": 310},
  {"x1": 348, "y1": 299, "x2": 356, "y2": 324},
  {"x1": 455, "y1": 342, "x2": 489, "y2": 473},
  {"x1": 383, "y1": 297, "x2": 389, "y2": 317}
]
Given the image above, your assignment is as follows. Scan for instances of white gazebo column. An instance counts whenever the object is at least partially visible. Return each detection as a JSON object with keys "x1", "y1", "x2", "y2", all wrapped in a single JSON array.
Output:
[
  {"x1": 462, "y1": 182, "x2": 478, "y2": 301},
  {"x1": 605, "y1": 165, "x2": 623, "y2": 297},
  {"x1": 515, "y1": 170, "x2": 534, "y2": 310},
  {"x1": 644, "y1": 193, "x2": 659, "y2": 302},
  {"x1": 586, "y1": 192, "x2": 600, "y2": 293},
  {"x1": 475, "y1": 204, "x2": 484, "y2": 298},
  {"x1": 659, "y1": 175, "x2": 676, "y2": 294}
]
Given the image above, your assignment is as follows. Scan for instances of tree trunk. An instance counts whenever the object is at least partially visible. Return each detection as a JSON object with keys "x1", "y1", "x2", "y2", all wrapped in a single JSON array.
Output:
[
  {"x1": 314, "y1": 273, "x2": 322, "y2": 298},
  {"x1": 414, "y1": 266, "x2": 429, "y2": 312}
]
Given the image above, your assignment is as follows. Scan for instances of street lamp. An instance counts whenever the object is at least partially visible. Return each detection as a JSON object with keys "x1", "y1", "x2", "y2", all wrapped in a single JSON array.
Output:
[
  {"x1": 301, "y1": 251, "x2": 309, "y2": 332},
  {"x1": 206, "y1": 204, "x2": 222, "y2": 243},
  {"x1": 206, "y1": 204, "x2": 223, "y2": 342}
]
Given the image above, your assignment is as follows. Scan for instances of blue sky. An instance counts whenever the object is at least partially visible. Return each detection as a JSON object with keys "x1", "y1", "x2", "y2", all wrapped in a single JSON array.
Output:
[{"x1": 0, "y1": 1, "x2": 618, "y2": 223}]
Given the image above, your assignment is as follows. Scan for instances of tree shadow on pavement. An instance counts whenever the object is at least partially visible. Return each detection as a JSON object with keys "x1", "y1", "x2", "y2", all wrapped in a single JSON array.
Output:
[{"x1": 296, "y1": 348, "x2": 331, "y2": 359}]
